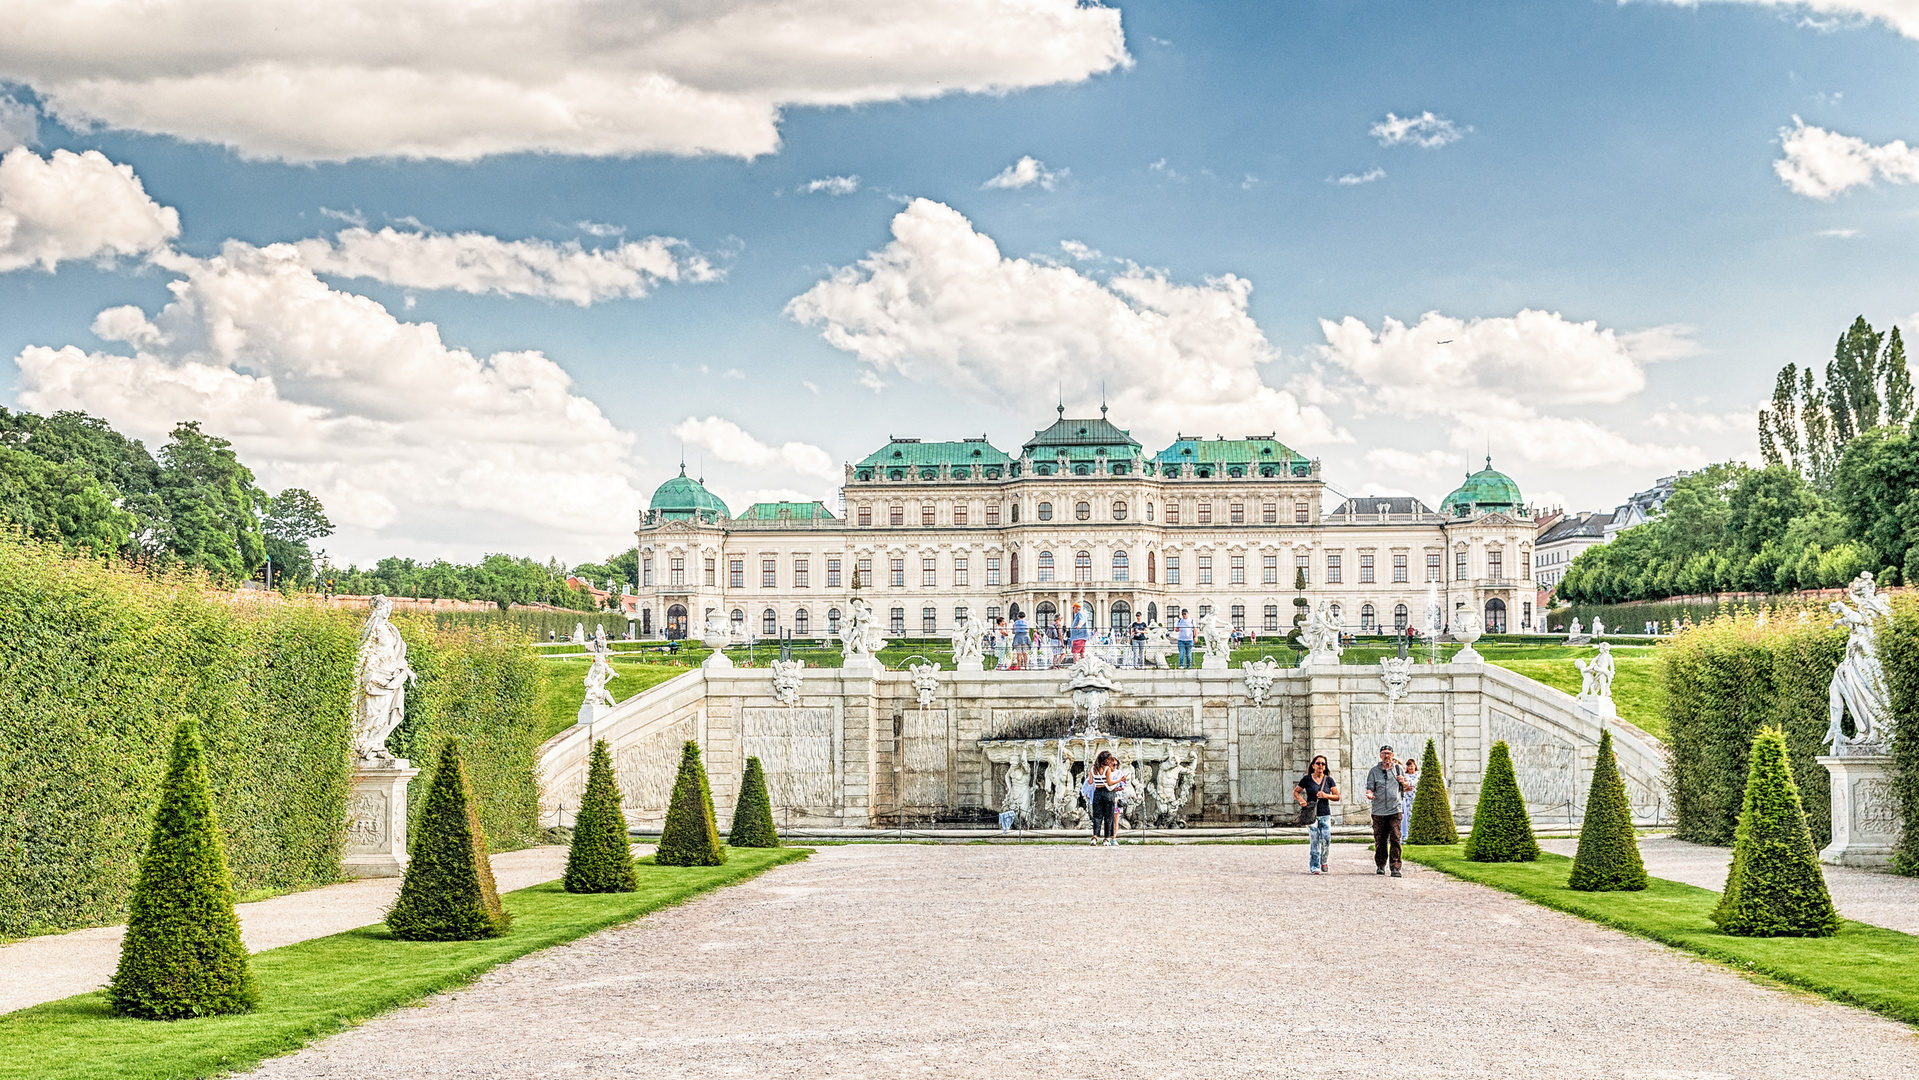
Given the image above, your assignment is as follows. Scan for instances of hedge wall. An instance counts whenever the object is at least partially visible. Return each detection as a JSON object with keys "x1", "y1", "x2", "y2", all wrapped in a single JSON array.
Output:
[
  {"x1": 1871, "y1": 595, "x2": 1919, "y2": 873},
  {"x1": 1661, "y1": 612, "x2": 1841, "y2": 848},
  {"x1": 0, "y1": 536, "x2": 543, "y2": 937}
]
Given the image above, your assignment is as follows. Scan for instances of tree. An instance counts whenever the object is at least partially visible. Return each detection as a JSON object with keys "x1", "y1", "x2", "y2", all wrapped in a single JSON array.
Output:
[
  {"x1": 0, "y1": 446, "x2": 137, "y2": 555},
  {"x1": 1463, "y1": 741, "x2": 1539, "y2": 862},
  {"x1": 155, "y1": 421, "x2": 267, "y2": 579},
  {"x1": 1832, "y1": 426, "x2": 1919, "y2": 580},
  {"x1": 1405, "y1": 738, "x2": 1458, "y2": 845},
  {"x1": 727, "y1": 756, "x2": 780, "y2": 848},
  {"x1": 564, "y1": 740, "x2": 638, "y2": 893},
  {"x1": 1759, "y1": 316, "x2": 1910, "y2": 491},
  {"x1": 1726, "y1": 466, "x2": 1823, "y2": 560},
  {"x1": 0, "y1": 407, "x2": 167, "y2": 556},
  {"x1": 656, "y1": 740, "x2": 725, "y2": 867},
  {"x1": 261, "y1": 488, "x2": 332, "y2": 588},
  {"x1": 1567, "y1": 729, "x2": 1648, "y2": 891},
  {"x1": 1711, "y1": 728, "x2": 1839, "y2": 937},
  {"x1": 386, "y1": 739, "x2": 512, "y2": 940},
  {"x1": 107, "y1": 717, "x2": 260, "y2": 1019}
]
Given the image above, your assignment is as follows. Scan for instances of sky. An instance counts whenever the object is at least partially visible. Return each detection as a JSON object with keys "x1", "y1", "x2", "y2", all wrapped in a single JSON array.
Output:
[{"x1": 3, "y1": 0, "x2": 1919, "y2": 566}]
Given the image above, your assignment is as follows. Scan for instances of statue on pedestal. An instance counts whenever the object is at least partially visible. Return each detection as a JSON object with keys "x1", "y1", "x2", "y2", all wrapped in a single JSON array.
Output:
[
  {"x1": 1574, "y1": 642, "x2": 1616, "y2": 716},
  {"x1": 840, "y1": 598, "x2": 888, "y2": 664},
  {"x1": 1826, "y1": 571, "x2": 1893, "y2": 753},
  {"x1": 1198, "y1": 609, "x2": 1232, "y2": 668},
  {"x1": 1299, "y1": 600, "x2": 1343, "y2": 666},
  {"x1": 951, "y1": 610, "x2": 988, "y2": 670},
  {"x1": 352, "y1": 595, "x2": 417, "y2": 765},
  {"x1": 581, "y1": 641, "x2": 617, "y2": 714}
]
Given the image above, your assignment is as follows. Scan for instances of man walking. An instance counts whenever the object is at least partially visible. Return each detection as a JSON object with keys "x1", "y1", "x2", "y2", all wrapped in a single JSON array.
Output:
[
  {"x1": 1175, "y1": 609, "x2": 1195, "y2": 669},
  {"x1": 1364, "y1": 744, "x2": 1407, "y2": 877}
]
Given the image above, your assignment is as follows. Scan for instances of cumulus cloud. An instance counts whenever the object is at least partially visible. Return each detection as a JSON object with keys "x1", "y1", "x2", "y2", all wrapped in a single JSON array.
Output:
[
  {"x1": 671, "y1": 416, "x2": 837, "y2": 481},
  {"x1": 0, "y1": 1, "x2": 1128, "y2": 162},
  {"x1": 0, "y1": 146, "x2": 179, "y2": 272},
  {"x1": 1365, "y1": 447, "x2": 1462, "y2": 479},
  {"x1": 982, "y1": 155, "x2": 1068, "y2": 191},
  {"x1": 1315, "y1": 309, "x2": 1700, "y2": 467},
  {"x1": 1370, "y1": 111, "x2": 1468, "y2": 149},
  {"x1": 0, "y1": 95, "x2": 35, "y2": 149},
  {"x1": 293, "y1": 226, "x2": 718, "y2": 305},
  {"x1": 14, "y1": 240, "x2": 647, "y2": 561},
  {"x1": 1334, "y1": 168, "x2": 1385, "y2": 186},
  {"x1": 801, "y1": 175, "x2": 861, "y2": 195},
  {"x1": 1059, "y1": 240, "x2": 1102, "y2": 261},
  {"x1": 1650, "y1": 1, "x2": 1919, "y2": 40},
  {"x1": 785, "y1": 198, "x2": 1344, "y2": 447},
  {"x1": 1774, "y1": 117, "x2": 1919, "y2": 198}
]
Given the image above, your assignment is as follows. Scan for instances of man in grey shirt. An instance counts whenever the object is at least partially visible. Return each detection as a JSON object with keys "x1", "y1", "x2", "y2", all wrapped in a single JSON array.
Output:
[{"x1": 1364, "y1": 744, "x2": 1408, "y2": 877}]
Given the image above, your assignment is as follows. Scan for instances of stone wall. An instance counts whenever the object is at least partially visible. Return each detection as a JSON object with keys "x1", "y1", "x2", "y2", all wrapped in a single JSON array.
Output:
[{"x1": 536, "y1": 661, "x2": 1669, "y2": 830}]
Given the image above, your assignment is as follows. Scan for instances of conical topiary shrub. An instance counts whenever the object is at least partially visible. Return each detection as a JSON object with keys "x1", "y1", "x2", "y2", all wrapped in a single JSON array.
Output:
[
  {"x1": 387, "y1": 739, "x2": 511, "y2": 940},
  {"x1": 108, "y1": 717, "x2": 261, "y2": 1019},
  {"x1": 1712, "y1": 727, "x2": 1839, "y2": 937},
  {"x1": 1464, "y1": 740, "x2": 1540, "y2": 862},
  {"x1": 656, "y1": 740, "x2": 726, "y2": 867},
  {"x1": 1405, "y1": 738, "x2": 1459, "y2": 845},
  {"x1": 727, "y1": 756, "x2": 781, "y2": 849},
  {"x1": 564, "y1": 739, "x2": 638, "y2": 893},
  {"x1": 1568, "y1": 728, "x2": 1648, "y2": 891}
]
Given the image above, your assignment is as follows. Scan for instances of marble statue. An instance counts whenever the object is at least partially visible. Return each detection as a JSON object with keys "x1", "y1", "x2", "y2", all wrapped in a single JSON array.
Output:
[
  {"x1": 1142, "y1": 622, "x2": 1174, "y2": 668},
  {"x1": 909, "y1": 661, "x2": 941, "y2": 708},
  {"x1": 703, "y1": 612, "x2": 735, "y2": 646},
  {"x1": 1001, "y1": 749, "x2": 1035, "y2": 827},
  {"x1": 1299, "y1": 600, "x2": 1343, "y2": 666},
  {"x1": 1567, "y1": 617, "x2": 1582, "y2": 640},
  {"x1": 1044, "y1": 746, "x2": 1083, "y2": 827},
  {"x1": 770, "y1": 658, "x2": 804, "y2": 707},
  {"x1": 352, "y1": 595, "x2": 418, "y2": 765},
  {"x1": 1592, "y1": 617, "x2": 1606, "y2": 639},
  {"x1": 1148, "y1": 745, "x2": 1199, "y2": 825},
  {"x1": 1198, "y1": 610, "x2": 1232, "y2": 667},
  {"x1": 951, "y1": 610, "x2": 988, "y2": 670},
  {"x1": 1241, "y1": 657, "x2": 1281, "y2": 706},
  {"x1": 1379, "y1": 655, "x2": 1413, "y2": 703},
  {"x1": 1059, "y1": 651, "x2": 1122, "y2": 732},
  {"x1": 1575, "y1": 642, "x2": 1615, "y2": 700},
  {"x1": 840, "y1": 598, "x2": 888, "y2": 662},
  {"x1": 570, "y1": 622, "x2": 586, "y2": 645},
  {"x1": 581, "y1": 643, "x2": 617, "y2": 713},
  {"x1": 1826, "y1": 571, "x2": 1894, "y2": 752}
]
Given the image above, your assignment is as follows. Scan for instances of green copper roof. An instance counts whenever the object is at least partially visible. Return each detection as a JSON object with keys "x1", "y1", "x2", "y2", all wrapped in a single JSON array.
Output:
[
  {"x1": 649, "y1": 469, "x2": 730, "y2": 519},
  {"x1": 1440, "y1": 459, "x2": 1523, "y2": 517},
  {"x1": 856, "y1": 438, "x2": 1009, "y2": 468},
  {"x1": 1021, "y1": 408, "x2": 1140, "y2": 454},
  {"x1": 740, "y1": 500, "x2": 837, "y2": 521},
  {"x1": 1152, "y1": 435, "x2": 1309, "y2": 477}
]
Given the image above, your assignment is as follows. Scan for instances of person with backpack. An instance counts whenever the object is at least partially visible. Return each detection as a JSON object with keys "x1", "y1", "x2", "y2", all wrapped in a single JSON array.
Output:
[
  {"x1": 1293, "y1": 755, "x2": 1340, "y2": 874},
  {"x1": 1086, "y1": 751, "x2": 1126, "y2": 846}
]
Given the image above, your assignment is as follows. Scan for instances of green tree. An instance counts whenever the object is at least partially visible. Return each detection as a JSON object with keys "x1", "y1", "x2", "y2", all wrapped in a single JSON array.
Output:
[
  {"x1": 1833, "y1": 426, "x2": 1919, "y2": 580},
  {"x1": 656, "y1": 740, "x2": 725, "y2": 867},
  {"x1": 386, "y1": 739, "x2": 512, "y2": 940},
  {"x1": 0, "y1": 446, "x2": 137, "y2": 555},
  {"x1": 564, "y1": 740, "x2": 638, "y2": 893},
  {"x1": 1404, "y1": 738, "x2": 1458, "y2": 845},
  {"x1": 155, "y1": 422, "x2": 267, "y2": 579},
  {"x1": 1567, "y1": 729, "x2": 1648, "y2": 891},
  {"x1": 1828, "y1": 315, "x2": 1885, "y2": 442},
  {"x1": 727, "y1": 756, "x2": 780, "y2": 848},
  {"x1": 261, "y1": 488, "x2": 332, "y2": 588},
  {"x1": 1711, "y1": 728, "x2": 1839, "y2": 937},
  {"x1": 1726, "y1": 466, "x2": 1823, "y2": 559},
  {"x1": 107, "y1": 717, "x2": 260, "y2": 1019},
  {"x1": 1886, "y1": 327, "x2": 1913, "y2": 427},
  {"x1": 1463, "y1": 741, "x2": 1539, "y2": 862}
]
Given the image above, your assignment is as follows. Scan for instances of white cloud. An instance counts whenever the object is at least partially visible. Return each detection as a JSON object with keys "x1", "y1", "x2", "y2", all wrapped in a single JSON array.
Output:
[
  {"x1": 671, "y1": 416, "x2": 837, "y2": 480},
  {"x1": 1819, "y1": 227, "x2": 1861, "y2": 237},
  {"x1": 785, "y1": 198, "x2": 1344, "y2": 448},
  {"x1": 0, "y1": 1, "x2": 1128, "y2": 162},
  {"x1": 802, "y1": 380, "x2": 820, "y2": 394},
  {"x1": 1646, "y1": 404, "x2": 1761, "y2": 434},
  {"x1": 1059, "y1": 240, "x2": 1102, "y2": 261},
  {"x1": 1651, "y1": 1, "x2": 1919, "y2": 40},
  {"x1": 1775, "y1": 117, "x2": 1919, "y2": 198},
  {"x1": 292, "y1": 226, "x2": 718, "y2": 305},
  {"x1": 14, "y1": 240, "x2": 646, "y2": 561},
  {"x1": 1334, "y1": 168, "x2": 1385, "y2": 186},
  {"x1": 1370, "y1": 111, "x2": 1469, "y2": 149},
  {"x1": 0, "y1": 95, "x2": 35, "y2": 150},
  {"x1": 0, "y1": 146, "x2": 179, "y2": 272},
  {"x1": 1365, "y1": 447, "x2": 1462, "y2": 479},
  {"x1": 1314, "y1": 309, "x2": 1700, "y2": 467},
  {"x1": 982, "y1": 155, "x2": 1068, "y2": 191},
  {"x1": 801, "y1": 175, "x2": 861, "y2": 195},
  {"x1": 575, "y1": 220, "x2": 625, "y2": 238}
]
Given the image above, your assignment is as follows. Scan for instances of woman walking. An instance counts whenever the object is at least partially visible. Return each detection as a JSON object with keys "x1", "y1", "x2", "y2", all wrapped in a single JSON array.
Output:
[
  {"x1": 1293, "y1": 755, "x2": 1340, "y2": 874},
  {"x1": 1088, "y1": 751, "x2": 1126, "y2": 846},
  {"x1": 1397, "y1": 754, "x2": 1420, "y2": 842}
]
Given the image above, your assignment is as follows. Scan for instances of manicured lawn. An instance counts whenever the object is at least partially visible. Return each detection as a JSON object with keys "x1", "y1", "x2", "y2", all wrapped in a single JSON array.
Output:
[
  {"x1": 1402, "y1": 846, "x2": 1919, "y2": 1025},
  {"x1": 1490, "y1": 656, "x2": 1667, "y2": 739},
  {"x1": 0, "y1": 848, "x2": 807, "y2": 1080},
  {"x1": 534, "y1": 659, "x2": 690, "y2": 741}
]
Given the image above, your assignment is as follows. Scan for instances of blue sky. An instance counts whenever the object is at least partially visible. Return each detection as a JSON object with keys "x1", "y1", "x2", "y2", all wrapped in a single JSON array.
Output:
[{"x1": 2, "y1": 0, "x2": 1918, "y2": 564}]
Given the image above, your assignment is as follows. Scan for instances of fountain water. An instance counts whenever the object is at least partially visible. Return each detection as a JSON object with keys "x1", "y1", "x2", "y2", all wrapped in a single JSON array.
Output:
[{"x1": 1425, "y1": 583, "x2": 1444, "y2": 664}]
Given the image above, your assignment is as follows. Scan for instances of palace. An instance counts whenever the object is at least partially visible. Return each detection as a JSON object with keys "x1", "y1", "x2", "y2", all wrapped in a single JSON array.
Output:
[{"x1": 632, "y1": 408, "x2": 1539, "y2": 643}]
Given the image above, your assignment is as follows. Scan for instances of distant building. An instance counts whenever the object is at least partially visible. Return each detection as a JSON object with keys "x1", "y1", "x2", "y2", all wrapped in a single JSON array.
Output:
[
  {"x1": 1533, "y1": 510, "x2": 1615, "y2": 592},
  {"x1": 1606, "y1": 471, "x2": 1690, "y2": 539}
]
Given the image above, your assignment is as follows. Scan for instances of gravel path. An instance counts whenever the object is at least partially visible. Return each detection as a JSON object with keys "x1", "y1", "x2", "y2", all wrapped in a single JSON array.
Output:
[
  {"x1": 244, "y1": 844, "x2": 1919, "y2": 1079},
  {"x1": 1540, "y1": 836, "x2": 1919, "y2": 935}
]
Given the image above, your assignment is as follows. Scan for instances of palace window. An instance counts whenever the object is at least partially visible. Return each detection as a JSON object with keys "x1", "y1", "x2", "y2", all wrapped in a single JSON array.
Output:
[
  {"x1": 1075, "y1": 551, "x2": 1092, "y2": 582},
  {"x1": 730, "y1": 559, "x2": 745, "y2": 589},
  {"x1": 1392, "y1": 554, "x2": 1407, "y2": 583},
  {"x1": 858, "y1": 558, "x2": 873, "y2": 588},
  {"x1": 1359, "y1": 554, "x2": 1374, "y2": 584},
  {"x1": 1113, "y1": 500, "x2": 1127, "y2": 521},
  {"x1": 1011, "y1": 504, "x2": 1021, "y2": 524},
  {"x1": 1038, "y1": 551, "x2": 1055, "y2": 582},
  {"x1": 1148, "y1": 551, "x2": 1157, "y2": 583},
  {"x1": 1147, "y1": 502, "x2": 1155, "y2": 522},
  {"x1": 986, "y1": 605, "x2": 1001, "y2": 623},
  {"x1": 796, "y1": 608, "x2": 811, "y2": 635},
  {"x1": 1197, "y1": 503, "x2": 1213, "y2": 525},
  {"x1": 1394, "y1": 604, "x2": 1410, "y2": 632},
  {"x1": 986, "y1": 556, "x2": 1001, "y2": 586},
  {"x1": 923, "y1": 556, "x2": 937, "y2": 587},
  {"x1": 732, "y1": 608, "x2": 745, "y2": 631},
  {"x1": 955, "y1": 605, "x2": 968, "y2": 626},
  {"x1": 1262, "y1": 553, "x2": 1279, "y2": 584},
  {"x1": 762, "y1": 558, "x2": 777, "y2": 587},
  {"x1": 763, "y1": 608, "x2": 778, "y2": 636},
  {"x1": 1166, "y1": 555, "x2": 1181, "y2": 585},
  {"x1": 1038, "y1": 502, "x2": 1054, "y2": 521},
  {"x1": 1326, "y1": 553, "x2": 1342, "y2": 584},
  {"x1": 1456, "y1": 550, "x2": 1468, "y2": 581},
  {"x1": 890, "y1": 607, "x2": 906, "y2": 633},
  {"x1": 1075, "y1": 501, "x2": 1091, "y2": 521},
  {"x1": 828, "y1": 607, "x2": 842, "y2": 633},
  {"x1": 827, "y1": 558, "x2": 842, "y2": 588},
  {"x1": 1295, "y1": 500, "x2": 1309, "y2": 523},
  {"x1": 643, "y1": 558, "x2": 654, "y2": 587},
  {"x1": 1295, "y1": 553, "x2": 1309, "y2": 585},
  {"x1": 954, "y1": 557, "x2": 969, "y2": 587},
  {"x1": 1230, "y1": 503, "x2": 1245, "y2": 524},
  {"x1": 1166, "y1": 503, "x2": 1180, "y2": 525},
  {"x1": 1519, "y1": 547, "x2": 1531, "y2": 580},
  {"x1": 1197, "y1": 554, "x2": 1213, "y2": 585},
  {"x1": 986, "y1": 504, "x2": 1000, "y2": 525},
  {"x1": 1262, "y1": 503, "x2": 1277, "y2": 524},
  {"x1": 1198, "y1": 604, "x2": 1212, "y2": 619},
  {"x1": 669, "y1": 555, "x2": 685, "y2": 587},
  {"x1": 1263, "y1": 604, "x2": 1280, "y2": 632},
  {"x1": 1361, "y1": 604, "x2": 1376, "y2": 632},
  {"x1": 1489, "y1": 549, "x2": 1504, "y2": 580},
  {"x1": 890, "y1": 557, "x2": 906, "y2": 588},
  {"x1": 1113, "y1": 551, "x2": 1129, "y2": 582},
  {"x1": 955, "y1": 504, "x2": 969, "y2": 526},
  {"x1": 890, "y1": 505, "x2": 904, "y2": 526},
  {"x1": 1231, "y1": 604, "x2": 1246, "y2": 632},
  {"x1": 795, "y1": 558, "x2": 809, "y2": 588},
  {"x1": 1330, "y1": 602, "x2": 1343, "y2": 625},
  {"x1": 923, "y1": 607, "x2": 938, "y2": 633},
  {"x1": 1427, "y1": 551, "x2": 1441, "y2": 582},
  {"x1": 1230, "y1": 554, "x2": 1246, "y2": 584},
  {"x1": 858, "y1": 506, "x2": 872, "y2": 527},
  {"x1": 922, "y1": 504, "x2": 936, "y2": 526}
]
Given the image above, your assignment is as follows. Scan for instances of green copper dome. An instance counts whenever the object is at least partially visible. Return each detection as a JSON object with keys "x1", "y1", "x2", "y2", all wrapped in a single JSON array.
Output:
[
  {"x1": 649, "y1": 468, "x2": 730, "y2": 521},
  {"x1": 1440, "y1": 459, "x2": 1523, "y2": 518}
]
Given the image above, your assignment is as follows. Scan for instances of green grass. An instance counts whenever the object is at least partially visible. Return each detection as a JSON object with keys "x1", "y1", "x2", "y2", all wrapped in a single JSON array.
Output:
[
  {"x1": 1489, "y1": 656, "x2": 1667, "y2": 739},
  {"x1": 533, "y1": 659, "x2": 690, "y2": 741},
  {"x1": 1402, "y1": 846, "x2": 1919, "y2": 1025},
  {"x1": 0, "y1": 848, "x2": 807, "y2": 1080}
]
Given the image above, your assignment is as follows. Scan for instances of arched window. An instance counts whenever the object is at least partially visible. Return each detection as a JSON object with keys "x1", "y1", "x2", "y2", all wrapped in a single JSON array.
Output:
[
  {"x1": 666, "y1": 604, "x2": 687, "y2": 640},
  {"x1": 1037, "y1": 501, "x2": 1054, "y2": 521},
  {"x1": 730, "y1": 609, "x2": 745, "y2": 630},
  {"x1": 1075, "y1": 551, "x2": 1093, "y2": 582},
  {"x1": 762, "y1": 608, "x2": 778, "y2": 636},
  {"x1": 1231, "y1": 604, "x2": 1246, "y2": 631},
  {"x1": 795, "y1": 608, "x2": 811, "y2": 635},
  {"x1": 1330, "y1": 603, "x2": 1343, "y2": 626},
  {"x1": 1111, "y1": 601, "x2": 1132, "y2": 629},
  {"x1": 1360, "y1": 604, "x2": 1377, "y2": 632},
  {"x1": 1393, "y1": 603, "x2": 1409, "y2": 632},
  {"x1": 1112, "y1": 551, "x2": 1129, "y2": 582},
  {"x1": 1148, "y1": 551, "x2": 1157, "y2": 583},
  {"x1": 1147, "y1": 602, "x2": 1159, "y2": 624},
  {"x1": 1037, "y1": 551, "x2": 1055, "y2": 581},
  {"x1": 889, "y1": 607, "x2": 907, "y2": 633},
  {"x1": 1112, "y1": 500, "x2": 1127, "y2": 521},
  {"x1": 1485, "y1": 597, "x2": 1508, "y2": 634},
  {"x1": 1075, "y1": 501, "x2": 1091, "y2": 521},
  {"x1": 1036, "y1": 600, "x2": 1057, "y2": 622},
  {"x1": 827, "y1": 607, "x2": 842, "y2": 633}
]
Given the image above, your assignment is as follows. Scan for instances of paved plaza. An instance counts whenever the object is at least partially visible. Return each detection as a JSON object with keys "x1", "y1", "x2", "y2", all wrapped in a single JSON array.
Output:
[{"x1": 245, "y1": 844, "x2": 1919, "y2": 1079}]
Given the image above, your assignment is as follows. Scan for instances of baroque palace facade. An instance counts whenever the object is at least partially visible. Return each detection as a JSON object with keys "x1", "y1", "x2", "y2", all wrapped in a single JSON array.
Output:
[{"x1": 633, "y1": 408, "x2": 1538, "y2": 643}]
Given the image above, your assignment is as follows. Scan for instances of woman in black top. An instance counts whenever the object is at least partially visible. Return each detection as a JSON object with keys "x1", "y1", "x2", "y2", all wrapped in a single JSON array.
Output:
[{"x1": 1294, "y1": 755, "x2": 1341, "y2": 874}]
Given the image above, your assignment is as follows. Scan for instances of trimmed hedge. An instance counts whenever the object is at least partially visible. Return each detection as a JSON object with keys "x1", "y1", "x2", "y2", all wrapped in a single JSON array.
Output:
[
  {"x1": 727, "y1": 756, "x2": 780, "y2": 849},
  {"x1": 107, "y1": 717, "x2": 259, "y2": 1019},
  {"x1": 1464, "y1": 741, "x2": 1539, "y2": 862},
  {"x1": 1405, "y1": 738, "x2": 1458, "y2": 845},
  {"x1": 1661, "y1": 610, "x2": 1840, "y2": 848},
  {"x1": 1568, "y1": 728, "x2": 1648, "y2": 892},
  {"x1": 386, "y1": 740, "x2": 511, "y2": 941},
  {"x1": 564, "y1": 740, "x2": 638, "y2": 893},
  {"x1": 656, "y1": 741, "x2": 725, "y2": 867},
  {"x1": 1872, "y1": 594, "x2": 1919, "y2": 874},
  {"x1": 0, "y1": 535, "x2": 544, "y2": 937},
  {"x1": 1712, "y1": 727, "x2": 1839, "y2": 937}
]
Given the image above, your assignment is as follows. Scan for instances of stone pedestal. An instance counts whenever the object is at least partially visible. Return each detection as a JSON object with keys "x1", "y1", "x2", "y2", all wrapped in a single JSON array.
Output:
[
  {"x1": 1452, "y1": 644, "x2": 1484, "y2": 664},
  {"x1": 1575, "y1": 694, "x2": 1617, "y2": 720},
  {"x1": 344, "y1": 760, "x2": 419, "y2": 879},
  {"x1": 841, "y1": 656, "x2": 884, "y2": 676},
  {"x1": 1818, "y1": 754, "x2": 1898, "y2": 868},
  {"x1": 702, "y1": 650, "x2": 734, "y2": 670},
  {"x1": 1202, "y1": 651, "x2": 1229, "y2": 670},
  {"x1": 955, "y1": 657, "x2": 984, "y2": 672},
  {"x1": 576, "y1": 701, "x2": 612, "y2": 726}
]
